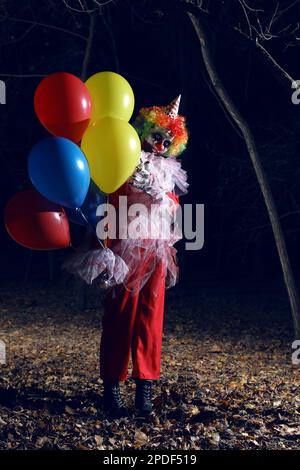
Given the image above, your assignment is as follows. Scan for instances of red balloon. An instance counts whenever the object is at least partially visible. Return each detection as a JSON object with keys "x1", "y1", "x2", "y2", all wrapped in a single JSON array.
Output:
[
  {"x1": 34, "y1": 72, "x2": 92, "y2": 143},
  {"x1": 5, "y1": 189, "x2": 71, "y2": 250}
]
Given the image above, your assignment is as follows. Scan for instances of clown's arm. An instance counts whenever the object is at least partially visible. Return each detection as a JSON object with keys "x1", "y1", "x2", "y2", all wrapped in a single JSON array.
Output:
[{"x1": 128, "y1": 159, "x2": 153, "y2": 194}]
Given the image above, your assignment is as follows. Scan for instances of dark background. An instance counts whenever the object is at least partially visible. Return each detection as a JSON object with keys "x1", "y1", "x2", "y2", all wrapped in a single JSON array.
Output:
[{"x1": 1, "y1": 0, "x2": 300, "y2": 286}]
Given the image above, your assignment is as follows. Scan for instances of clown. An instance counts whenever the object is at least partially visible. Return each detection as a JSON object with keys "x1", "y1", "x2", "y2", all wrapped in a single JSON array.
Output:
[{"x1": 64, "y1": 95, "x2": 189, "y2": 418}]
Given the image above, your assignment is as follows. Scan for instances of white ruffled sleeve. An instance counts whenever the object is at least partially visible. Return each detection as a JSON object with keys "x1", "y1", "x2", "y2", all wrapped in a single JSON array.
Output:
[{"x1": 62, "y1": 247, "x2": 129, "y2": 286}]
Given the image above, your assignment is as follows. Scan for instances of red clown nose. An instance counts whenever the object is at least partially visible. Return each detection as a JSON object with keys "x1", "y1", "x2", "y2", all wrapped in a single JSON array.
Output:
[{"x1": 155, "y1": 142, "x2": 164, "y2": 153}]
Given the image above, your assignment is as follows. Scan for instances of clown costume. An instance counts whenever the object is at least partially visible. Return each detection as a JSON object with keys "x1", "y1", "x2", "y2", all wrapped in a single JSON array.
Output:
[{"x1": 64, "y1": 95, "x2": 189, "y2": 417}]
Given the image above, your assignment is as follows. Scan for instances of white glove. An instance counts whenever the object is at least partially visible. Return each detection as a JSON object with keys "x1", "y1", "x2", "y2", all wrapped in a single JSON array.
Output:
[
  {"x1": 98, "y1": 269, "x2": 112, "y2": 289},
  {"x1": 129, "y1": 160, "x2": 153, "y2": 194}
]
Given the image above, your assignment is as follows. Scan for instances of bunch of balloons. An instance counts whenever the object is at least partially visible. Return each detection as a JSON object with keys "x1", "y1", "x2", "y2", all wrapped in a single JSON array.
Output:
[{"x1": 5, "y1": 71, "x2": 141, "y2": 250}]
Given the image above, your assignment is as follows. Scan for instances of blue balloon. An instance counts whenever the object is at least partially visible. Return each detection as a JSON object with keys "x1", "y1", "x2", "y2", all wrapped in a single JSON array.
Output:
[
  {"x1": 66, "y1": 180, "x2": 106, "y2": 228},
  {"x1": 28, "y1": 136, "x2": 90, "y2": 209}
]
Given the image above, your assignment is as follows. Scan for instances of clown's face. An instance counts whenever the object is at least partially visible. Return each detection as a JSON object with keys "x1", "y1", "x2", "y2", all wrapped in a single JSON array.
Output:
[{"x1": 142, "y1": 125, "x2": 174, "y2": 157}]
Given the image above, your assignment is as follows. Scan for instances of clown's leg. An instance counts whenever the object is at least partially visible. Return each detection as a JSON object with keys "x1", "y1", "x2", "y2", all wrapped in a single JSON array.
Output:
[
  {"x1": 100, "y1": 285, "x2": 139, "y2": 382},
  {"x1": 131, "y1": 260, "x2": 166, "y2": 381}
]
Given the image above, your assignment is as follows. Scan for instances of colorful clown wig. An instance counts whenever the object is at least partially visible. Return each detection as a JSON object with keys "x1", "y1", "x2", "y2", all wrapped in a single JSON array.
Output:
[{"x1": 133, "y1": 96, "x2": 188, "y2": 157}]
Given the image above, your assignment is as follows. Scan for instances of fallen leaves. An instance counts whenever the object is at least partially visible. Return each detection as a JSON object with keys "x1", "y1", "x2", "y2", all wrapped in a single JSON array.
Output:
[
  {"x1": 0, "y1": 280, "x2": 299, "y2": 450},
  {"x1": 274, "y1": 425, "x2": 300, "y2": 438},
  {"x1": 134, "y1": 430, "x2": 148, "y2": 448},
  {"x1": 94, "y1": 434, "x2": 104, "y2": 449}
]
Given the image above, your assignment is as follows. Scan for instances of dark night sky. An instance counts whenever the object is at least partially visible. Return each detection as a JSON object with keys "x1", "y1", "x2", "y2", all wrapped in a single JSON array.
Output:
[{"x1": 1, "y1": 0, "x2": 300, "y2": 284}]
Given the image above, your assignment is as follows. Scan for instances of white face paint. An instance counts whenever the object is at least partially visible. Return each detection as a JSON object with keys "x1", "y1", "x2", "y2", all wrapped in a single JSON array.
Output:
[{"x1": 142, "y1": 125, "x2": 174, "y2": 157}]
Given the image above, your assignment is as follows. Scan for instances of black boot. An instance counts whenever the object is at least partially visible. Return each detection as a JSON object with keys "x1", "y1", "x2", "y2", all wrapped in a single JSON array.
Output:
[
  {"x1": 135, "y1": 379, "x2": 153, "y2": 415},
  {"x1": 103, "y1": 381, "x2": 129, "y2": 418}
]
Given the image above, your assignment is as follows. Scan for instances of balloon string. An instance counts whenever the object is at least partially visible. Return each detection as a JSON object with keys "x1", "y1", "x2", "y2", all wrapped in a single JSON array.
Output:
[
  {"x1": 105, "y1": 195, "x2": 109, "y2": 248},
  {"x1": 75, "y1": 207, "x2": 105, "y2": 250}
]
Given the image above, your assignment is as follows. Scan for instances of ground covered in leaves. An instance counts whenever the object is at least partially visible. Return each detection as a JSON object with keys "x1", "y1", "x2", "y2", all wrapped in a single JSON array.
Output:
[{"x1": 0, "y1": 278, "x2": 299, "y2": 450}]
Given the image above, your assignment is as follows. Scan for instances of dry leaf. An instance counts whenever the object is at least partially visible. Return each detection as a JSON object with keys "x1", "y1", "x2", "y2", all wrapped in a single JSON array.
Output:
[{"x1": 134, "y1": 430, "x2": 148, "y2": 448}]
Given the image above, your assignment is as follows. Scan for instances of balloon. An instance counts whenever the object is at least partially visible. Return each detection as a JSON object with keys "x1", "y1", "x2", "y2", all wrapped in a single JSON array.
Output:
[
  {"x1": 66, "y1": 179, "x2": 106, "y2": 228},
  {"x1": 85, "y1": 71, "x2": 134, "y2": 123},
  {"x1": 28, "y1": 136, "x2": 90, "y2": 209},
  {"x1": 4, "y1": 190, "x2": 71, "y2": 250},
  {"x1": 81, "y1": 117, "x2": 141, "y2": 194},
  {"x1": 34, "y1": 72, "x2": 92, "y2": 142}
]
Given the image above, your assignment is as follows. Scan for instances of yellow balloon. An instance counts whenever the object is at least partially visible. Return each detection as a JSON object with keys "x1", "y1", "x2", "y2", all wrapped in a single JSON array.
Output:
[
  {"x1": 81, "y1": 117, "x2": 141, "y2": 194},
  {"x1": 85, "y1": 71, "x2": 135, "y2": 123}
]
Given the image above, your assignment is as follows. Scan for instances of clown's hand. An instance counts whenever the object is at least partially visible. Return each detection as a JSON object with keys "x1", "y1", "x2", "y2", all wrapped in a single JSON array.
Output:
[
  {"x1": 98, "y1": 268, "x2": 112, "y2": 289},
  {"x1": 129, "y1": 160, "x2": 153, "y2": 194}
]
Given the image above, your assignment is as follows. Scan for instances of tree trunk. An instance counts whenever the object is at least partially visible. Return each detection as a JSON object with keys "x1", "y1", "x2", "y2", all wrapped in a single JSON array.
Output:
[{"x1": 188, "y1": 12, "x2": 300, "y2": 338}]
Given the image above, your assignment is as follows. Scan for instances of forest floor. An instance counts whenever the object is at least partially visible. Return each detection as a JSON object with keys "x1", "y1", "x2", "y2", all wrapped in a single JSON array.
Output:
[{"x1": 0, "y1": 278, "x2": 299, "y2": 450}]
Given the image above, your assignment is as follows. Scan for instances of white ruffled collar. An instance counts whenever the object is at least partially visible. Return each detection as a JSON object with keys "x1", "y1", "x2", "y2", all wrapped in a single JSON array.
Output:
[{"x1": 140, "y1": 150, "x2": 189, "y2": 197}]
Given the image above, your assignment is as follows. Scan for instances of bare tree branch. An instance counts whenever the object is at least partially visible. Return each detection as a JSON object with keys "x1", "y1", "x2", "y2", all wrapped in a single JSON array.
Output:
[
  {"x1": 101, "y1": 8, "x2": 119, "y2": 72},
  {"x1": 62, "y1": 0, "x2": 116, "y2": 14},
  {"x1": 0, "y1": 73, "x2": 47, "y2": 77},
  {"x1": 7, "y1": 16, "x2": 87, "y2": 40},
  {"x1": 80, "y1": 11, "x2": 96, "y2": 80},
  {"x1": 181, "y1": 1, "x2": 298, "y2": 90},
  {"x1": 254, "y1": 37, "x2": 296, "y2": 86},
  {"x1": 238, "y1": 0, "x2": 253, "y2": 39}
]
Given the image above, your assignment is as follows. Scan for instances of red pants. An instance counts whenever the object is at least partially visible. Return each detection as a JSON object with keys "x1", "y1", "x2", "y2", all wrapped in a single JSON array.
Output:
[{"x1": 100, "y1": 258, "x2": 166, "y2": 381}]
